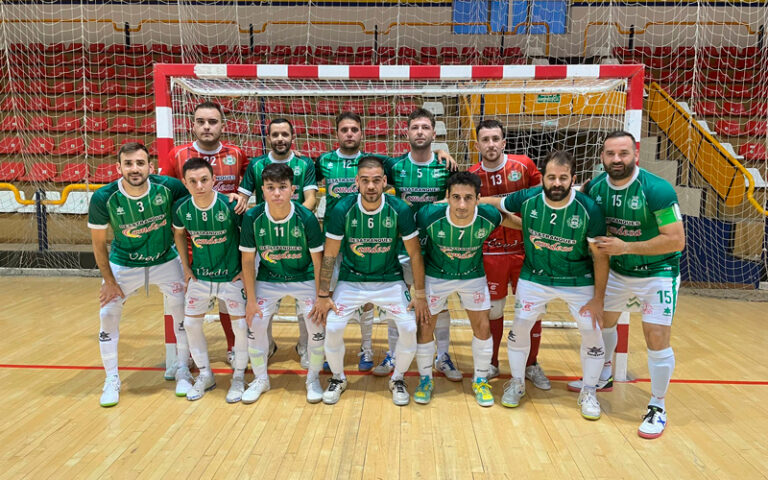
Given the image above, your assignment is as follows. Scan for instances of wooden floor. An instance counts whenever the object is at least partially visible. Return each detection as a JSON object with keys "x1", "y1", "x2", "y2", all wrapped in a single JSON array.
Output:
[{"x1": 1, "y1": 276, "x2": 767, "y2": 479}]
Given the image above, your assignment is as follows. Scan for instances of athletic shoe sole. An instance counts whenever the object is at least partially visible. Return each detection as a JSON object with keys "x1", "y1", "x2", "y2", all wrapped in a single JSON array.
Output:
[
  {"x1": 100, "y1": 401, "x2": 118, "y2": 408},
  {"x1": 638, "y1": 428, "x2": 665, "y2": 439},
  {"x1": 581, "y1": 412, "x2": 601, "y2": 421}
]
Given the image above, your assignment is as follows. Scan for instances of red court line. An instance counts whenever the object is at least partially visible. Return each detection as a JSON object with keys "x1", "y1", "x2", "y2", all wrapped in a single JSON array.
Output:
[{"x1": 1, "y1": 364, "x2": 767, "y2": 386}]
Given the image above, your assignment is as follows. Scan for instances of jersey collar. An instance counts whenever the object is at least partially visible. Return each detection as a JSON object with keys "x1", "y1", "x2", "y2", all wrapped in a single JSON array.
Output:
[
  {"x1": 192, "y1": 193, "x2": 218, "y2": 212},
  {"x1": 265, "y1": 201, "x2": 295, "y2": 224},
  {"x1": 606, "y1": 165, "x2": 640, "y2": 191},
  {"x1": 268, "y1": 151, "x2": 295, "y2": 163},
  {"x1": 357, "y1": 194, "x2": 385, "y2": 215},
  {"x1": 335, "y1": 149, "x2": 361, "y2": 160},
  {"x1": 192, "y1": 141, "x2": 223, "y2": 156},
  {"x1": 446, "y1": 205, "x2": 478, "y2": 228},
  {"x1": 408, "y1": 151, "x2": 435, "y2": 166},
  {"x1": 541, "y1": 188, "x2": 576, "y2": 210},
  {"x1": 117, "y1": 177, "x2": 151, "y2": 200},
  {"x1": 480, "y1": 156, "x2": 507, "y2": 173}
]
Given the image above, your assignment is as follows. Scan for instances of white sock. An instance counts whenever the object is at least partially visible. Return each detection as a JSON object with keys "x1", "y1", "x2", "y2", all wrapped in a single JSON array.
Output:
[
  {"x1": 472, "y1": 336, "x2": 493, "y2": 380},
  {"x1": 324, "y1": 320, "x2": 346, "y2": 379},
  {"x1": 99, "y1": 300, "x2": 122, "y2": 377},
  {"x1": 231, "y1": 318, "x2": 249, "y2": 377},
  {"x1": 416, "y1": 341, "x2": 435, "y2": 377},
  {"x1": 305, "y1": 314, "x2": 325, "y2": 378},
  {"x1": 359, "y1": 307, "x2": 374, "y2": 351},
  {"x1": 166, "y1": 294, "x2": 188, "y2": 369},
  {"x1": 297, "y1": 311, "x2": 308, "y2": 349},
  {"x1": 601, "y1": 325, "x2": 618, "y2": 380},
  {"x1": 580, "y1": 327, "x2": 605, "y2": 389},
  {"x1": 648, "y1": 347, "x2": 675, "y2": 411},
  {"x1": 434, "y1": 310, "x2": 451, "y2": 358},
  {"x1": 392, "y1": 318, "x2": 417, "y2": 380},
  {"x1": 184, "y1": 315, "x2": 210, "y2": 375},
  {"x1": 506, "y1": 318, "x2": 533, "y2": 380},
  {"x1": 248, "y1": 312, "x2": 270, "y2": 378},
  {"x1": 387, "y1": 319, "x2": 398, "y2": 357}
]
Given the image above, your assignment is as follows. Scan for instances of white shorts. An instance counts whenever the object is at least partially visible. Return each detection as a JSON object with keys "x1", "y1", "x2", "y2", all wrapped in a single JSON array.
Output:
[
  {"x1": 399, "y1": 254, "x2": 414, "y2": 286},
  {"x1": 255, "y1": 280, "x2": 316, "y2": 321},
  {"x1": 107, "y1": 257, "x2": 185, "y2": 303},
  {"x1": 185, "y1": 279, "x2": 246, "y2": 317},
  {"x1": 329, "y1": 281, "x2": 415, "y2": 326},
  {"x1": 425, "y1": 275, "x2": 490, "y2": 315},
  {"x1": 514, "y1": 278, "x2": 595, "y2": 326},
  {"x1": 604, "y1": 270, "x2": 679, "y2": 326}
]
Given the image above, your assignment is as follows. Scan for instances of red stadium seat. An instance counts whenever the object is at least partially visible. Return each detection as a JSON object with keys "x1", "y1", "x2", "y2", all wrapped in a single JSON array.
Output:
[
  {"x1": 740, "y1": 142, "x2": 768, "y2": 161},
  {"x1": 28, "y1": 116, "x2": 53, "y2": 132},
  {"x1": 51, "y1": 115, "x2": 81, "y2": 133},
  {"x1": 0, "y1": 161, "x2": 25, "y2": 179},
  {"x1": 714, "y1": 120, "x2": 744, "y2": 136},
  {"x1": 461, "y1": 47, "x2": 480, "y2": 64},
  {"x1": 104, "y1": 97, "x2": 128, "y2": 112},
  {"x1": 20, "y1": 162, "x2": 57, "y2": 181},
  {"x1": 364, "y1": 141, "x2": 388, "y2": 155},
  {"x1": 749, "y1": 102, "x2": 768, "y2": 116},
  {"x1": 54, "y1": 137, "x2": 86, "y2": 156},
  {"x1": 341, "y1": 100, "x2": 364, "y2": 114},
  {"x1": 395, "y1": 100, "x2": 418, "y2": 116},
  {"x1": 137, "y1": 117, "x2": 156, "y2": 134},
  {"x1": 398, "y1": 46, "x2": 417, "y2": 61},
  {"x1": 84, "y1": 98, "x2": 103, "y2": 113},
  {"x1": 722, "y1": 101, "x2": 749, "y2": 117},
  {"x1": 694, "y1": 100, "x2": 719, "y2": 116},
  {"x1": 289, "y1": 99, "x2": 312, "y2": 115},
  {"x1": 86, "y1": 138, "x2": 115, "y2": 156},
  {"x1": 121, "y1": 80, "x2": 148, "y2": 95},
  {"x1": 368, "y1": 100, "x2": 391, "y2": 116},
  {"x1": 377, "y1": 47, "x2": 395, "y2": 64},
  {"x1": 241, "y1": 140, "x2": 264, "y2": 158},
  {"x1": 309, "y1": 119, "x2": 333, "y2": 136},
  {"x1": 482, "y1": 47, "x2": 502, "y2": 64},
  {"x1": 393, "y1": 142, "x2": 410, "y2": 156},
  {"x1": 223, "y1": 119, "x2": 249, "y2": 135},
  {"x1": 728, "y1": 84, "x2": 752, "y2": 99},
  {"x1": 316, "y1": 100, "x2": 339, "y2": 115},
  {"x1": 263, "y1": 99, "x2": 285, "y2": 114},
  {"x1": 0, "y1": 115, "x2": 26, "y2": 132},
  {"x1": 365, "y1": 119, "x2": 389, "y2": 137},
  {"x1": 100, "y1": 81, "x2": 122, "y2": 95},
  {"x1": 49, "y1": 80, "x2": 77, "y2": 94},
  {"x1": 108, "y1": 116, "x2": 136, "y2": 133},
  {"x1": 0, "y1": 97, "x2": 24, "y2": 111},
  {"x1": 86, "y1": 66, "x2": 116, "y2": 80},
  {"x1": 90, "y1": 163, "x2": 121, "y2": 183},
  {"x1": 337, "y1": 46, "x2": 355, "y2": 63},
  {"x1": 238, "y1": 99, "x2": 260, "y2": 114},
  {"x1": 301, "y1": 141, "x2": 327, "y2": 158},
  {"x1": 745, "y1": 121, "x2": 768, "y2": 136},
  {"x1": 51, "y1": 97, "x2": 78, "y2": 112},
  {"x1": 314, "y1": 45, "x2": 333, "y2": 60},
  {"x1": 355, "y1": 46, "x2": 374, "y2": 65},
  {"x1": 54, "y1": 162, "x2": 89, "y2": 182},
  {"x1": 420, "y1": 46, "x2": 439, "y2": 65},
  {"x1": 83, "y1": 116, "x2": 109, "y2": 132},
  {"x1": 22, "y1": 136, "x2": 55, "y2": 155},
  {"x1": 292, "y1": 119, "x2": 306, "y2": 136},
  {"x1": 394, "y1": 120, "x2": 409, "y2": 136},
  {"x1": 440, "y1": 47, "x2": 460, "y2": 65},
  {"x1": 0, "y1": 137, "x2": 23, "y2": 155},
  {"x1": 129, "y1": 96, "x2": 154, "y2": 113}
]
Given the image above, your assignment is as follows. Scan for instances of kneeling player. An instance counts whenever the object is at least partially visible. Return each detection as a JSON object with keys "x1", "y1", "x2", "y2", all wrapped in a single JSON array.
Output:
[
  {"x1": 483, "y1": 150, "x2": 609, "y2": 420},
  {"x1": 172, "y1": 157, "x2": 249, "y2": 402},
  {"x1": 239, "y1": 163, "x2": 326, "y2": 404},
  {"x1": 414, "y1": 172, "x2": 519, "y2": 406}
]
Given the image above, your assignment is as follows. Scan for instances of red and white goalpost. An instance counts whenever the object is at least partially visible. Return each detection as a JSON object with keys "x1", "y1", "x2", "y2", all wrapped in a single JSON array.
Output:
[{"x1": 153, "y1": 63, "x2": 644, "y2": 381}]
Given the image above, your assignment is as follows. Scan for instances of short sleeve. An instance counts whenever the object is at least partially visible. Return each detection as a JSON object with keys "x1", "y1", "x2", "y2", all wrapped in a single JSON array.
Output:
[
  {"x1": 303, "y1": 159, "x2": 318, "y2": 191},
  {"x1": 396, "y1": 200, "x2": 418, "y2": 240},
  {"x1": 314, "y1": 157, "x2": 326, "y2": 182},
  {"x1": 586, "y1": 201, "x2": 607, "y2": 238},
  {"x1": 325, "y1": 201, "x2": 347, "y2": 240},
  {"x1": 482, "y1": 204, "x2": 502, "y2": 229},
  {"x1": 87, "y1": 189, "x2": 110, "y2": 229},
  {"x1": 301, "y1": 208, "x2": 325, "y2": 252},
  {"x1": 501, "y1": 190, "x2": 526, "y2": 214},
  {"x1": 171, "y1": 198, "x2": 186, "y2": 229},
  {"x1": 239, "y1": 211, "x2": 256, "y2": 251},
  {"x1": 238, "y1": 159, "x2": 256, "y2": 196},
  {"x1": 647, "y1": 179, "x2": 679, "y2": 213}
]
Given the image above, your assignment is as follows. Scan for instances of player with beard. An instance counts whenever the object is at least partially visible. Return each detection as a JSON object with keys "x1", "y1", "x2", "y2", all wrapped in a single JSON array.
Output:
[
  {"x1": 482, "y1": 151, "x2": 609, "y2": 420},
  {"x1": 89, "y1": 142, "x2": 191, "y2": 406},
  {"x1": 573, "y1": 131, "x2": 685, "y2": 438},
  {"x1": 161, "y1": 101, "x2": 248, "y2": 371}
]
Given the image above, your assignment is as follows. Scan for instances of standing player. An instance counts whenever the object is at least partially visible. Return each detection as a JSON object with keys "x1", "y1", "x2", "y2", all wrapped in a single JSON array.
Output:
[
  {"x1": 161, "y1": 101, "x2": 248, "y2": 369},
  {"x1": 309, "y1": 156, "x2": 430, "y2": 406},
  {"x1": 238, "y1": 118, "x2": 319, "y2": 363},
  {"x1": 482, "y1": 151, "x2": 609, "y2": 420},
  {"x1": 374, "y1": 107, "x2": 459, "y2": 381},
  {"x1": 468, "y1": 119, "x2": 550, "y2": 388},
  {"x1": 89, "y1": 142, "x2": 191, "y2": 407},
  {"x1": 414, "y1": 171, "x2": 520, "y2": 406},
  {"x1": 575, "y1": 131, "x2": 685, "y2": 438},
  {"x1": 239, "y1": 163, "x2": 326, "y2": 404},
  {"x1": 172, "y1": 157, "x2": 249, "y2": 403}
]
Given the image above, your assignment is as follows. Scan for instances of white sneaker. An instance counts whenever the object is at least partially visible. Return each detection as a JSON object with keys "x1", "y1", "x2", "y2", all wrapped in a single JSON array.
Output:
[
  {"x1": 322, "y1": 376, "x2": 348, "y2": 405},
  {"x1": 100, "y1": 375, "x2": 120, "y2": 407},
  {"x1": 578, "y1": 388, "x2": 601, "y2": 420},
  {"x1": 487, "y1": 364, "x2": 500, "y2": 380},
  {"x1": 306, "y1": 378, "x2": 324, "y2": 404},
  {"x1": 175, "y1": 368, "x2": 194, "y2": 397},
  {"x1": 296, "y1": 343, "x2": 309, "y2": 369},
  {"x1": 435, "y1": 353, "x2": 463, "y2": 382},
  {"x1": 186, "y1": 374, "x2": 216, "y2": 402},
  {"x1": 501, "y1": 378, "x2": 525, "y2": 408},
  {"x1": 525, "y1": 363, "x2": 552, "y2": 390},
  {"x1": 225, "y1": 350, "x2": 235, "y2": 367},
  {"x1": 226, "y1": 376, "x2": 246, "y2": 403},
  {"x1": 241, "y1": 377, "x2": 270, "y2": 404},
  {"x1": 638, "y1": 406, "x2": 667, "y2": 439},
  {"x1": 389, "y1": 378, "x2": 410, "y2": 406}
]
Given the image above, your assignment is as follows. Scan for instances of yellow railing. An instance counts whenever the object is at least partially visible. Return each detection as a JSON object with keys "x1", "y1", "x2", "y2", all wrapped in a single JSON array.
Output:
[
  {"x1": 647, "y1": 82, "x2": 766, "y2": 215},
  {"x1": 0, "y1": 183, "x2": 104, "y2": 207}
]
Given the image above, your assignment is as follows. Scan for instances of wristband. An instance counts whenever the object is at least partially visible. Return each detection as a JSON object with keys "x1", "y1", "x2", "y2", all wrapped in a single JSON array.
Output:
[{"x1": 318, "y1": 294, "x2": 330, "y2": 298}]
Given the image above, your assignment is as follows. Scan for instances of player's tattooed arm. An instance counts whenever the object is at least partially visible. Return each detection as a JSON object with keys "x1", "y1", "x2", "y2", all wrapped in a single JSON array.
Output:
[
  {"x1": 91, "y1": 228, "x2": 124, "y2": 307},
  {"x1": 309, "y1": 238, "x2": 340, "y2": 325}
]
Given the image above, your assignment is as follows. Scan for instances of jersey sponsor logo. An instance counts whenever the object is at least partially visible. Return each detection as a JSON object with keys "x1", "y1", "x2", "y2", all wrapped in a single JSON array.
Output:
[
  {"x1": 432, "y1": 169, "x2": 442, "y2": 178},
  {"x1": 190, "y1": 234, "x2": 228, "y2": 248},
  {"x1": 402, "y1": 192, "x2": 439, "y2": 205},
  {"x1": 486, "y1": 238, "x2": 521, "y2": 249},
  {"x1": 528, "y1": 229, "x2": 577, "y2": 252},
  {"x1": 508, "y1": 170, "x2": 521, "y2": 181},
  {"x1": 568, "y1": 215, "x2": 582, "y2": 229},
  {"x1": 216, "y1": 210, "x2": 228, "y2": 222},
  {"x1": 440, "y1": 246, "x2": 481, "y2": 259},
  {"x1": 128, "y1": 251, "x2": 166, "y2": 262},
  {"x1": 196, "y1": 266, "x2": 231, "y2": 278},
  {"x1": 642, "y1": 302, "x2": 653, "y2": 315},
  {"x1": 223, "y1": 155, "x2": 236, "y2": 166},
  {"x1": 429, "y1": 295, "x2": 440, "y2": 307},
  {"x1": 313, "y1": 332, "x2": 325, "y2": 341},
  {"x1": 260, "y1": 246, "x2": 304, "y2": 263},
  {"x1": 121, "y1": 216, "x2": 168, "y2": 238},
  {"x1": 328, "y1": 181, "x2": 357, "y2": 198},
  {"x1": 607, "y1": 225, "x2": 643, "y2": 237},
  {"x1": 586, "y1": 346, "x2": 604, "y2": 357},
  {"x1": 350, "y1": 242, "x2": 392, "y2": 257},
  {"x1": 153, "y1": 193, "x2": 165, "y2": 206}
]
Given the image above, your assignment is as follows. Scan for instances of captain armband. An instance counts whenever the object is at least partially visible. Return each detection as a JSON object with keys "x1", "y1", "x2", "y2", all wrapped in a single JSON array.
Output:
[{"x1": 654, "y1": 204, "x2": 682, "y2": 227}]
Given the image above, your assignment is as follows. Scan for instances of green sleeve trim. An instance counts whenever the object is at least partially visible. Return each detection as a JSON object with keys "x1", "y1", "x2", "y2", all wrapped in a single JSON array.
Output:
[{"x1": 654, "y1": 204, "x2": 682, "y2": 227}]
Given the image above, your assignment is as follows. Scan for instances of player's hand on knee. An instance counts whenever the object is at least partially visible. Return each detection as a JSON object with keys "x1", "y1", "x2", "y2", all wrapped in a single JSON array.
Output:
[
  {"x1": 183, "y1": 269, "x2": 197, "y2": 293},
  {"x1": 99, "y1": 281, "x2": 125, "y2": 307},
  {"x1": 245, "y1": 300, "x2": 263, "y2": 328},
  {"x1": 408, "y1": 297, "x2": 430, "y2": 324},
  {"x1": 309, "y1": 297, "x2": 337, "y2": 326},
  {"x1": 580, "y1": 298, "x2": 604, "y2": 329}
]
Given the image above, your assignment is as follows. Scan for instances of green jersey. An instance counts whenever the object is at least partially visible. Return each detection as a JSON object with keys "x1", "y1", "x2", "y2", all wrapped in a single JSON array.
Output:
[
  {"x1": 417, "y1": 203, "x2": 502, "y2": 280},
  {"x1": 502, "y1": 187, "x2": 606, "y2": 287},
  {"x1": 172, "y1": 192, "x2": 242, "y2": 282},
  {"x1": 385, "y1": 152, "x2": 450, "y2": 218},
  {"x1": 239, "y1": 201, "x2": 324, "y2": 283},
  {"x1": 584, "y1": 168, "x2": 682, "y2": 278},
  {"x1": 88, "y1": 175, "x2": 188, "y2": 267},
  {"x1": 326, "y1": 194, "x2": 418, "y2": 283},
  {"x1": 238, "y1": 152, "x2": 318, "y2": 204}
]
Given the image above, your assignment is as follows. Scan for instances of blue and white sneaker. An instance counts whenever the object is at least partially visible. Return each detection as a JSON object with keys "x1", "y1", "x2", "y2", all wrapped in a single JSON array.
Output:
[
  {"x1": 638, "y1": 405, "x2": 667, "y2": 439},
  {"x1": 435, "y1": 353, "x2": 463, "y2": 382},
  {"x1": 372, "y1": 352, "x2": 395, "y2": 377},
  {"x1": 358, "y1": 348, "x2": 374, "y2": 372}
]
